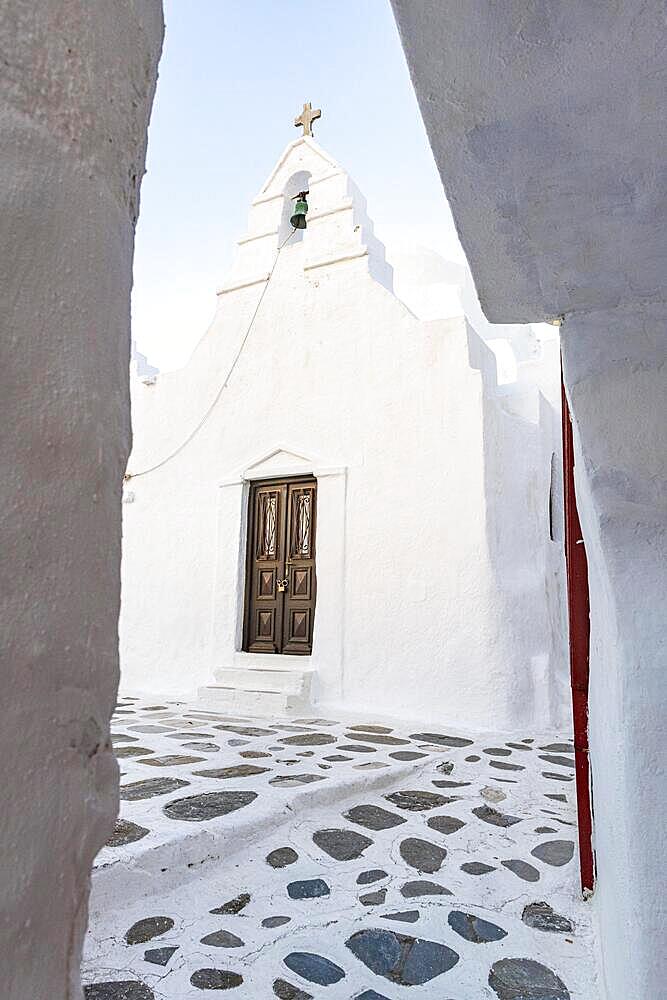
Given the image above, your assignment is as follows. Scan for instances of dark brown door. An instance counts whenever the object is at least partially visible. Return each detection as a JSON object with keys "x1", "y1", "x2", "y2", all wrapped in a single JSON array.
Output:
[{"x1": 243, "y1": 477, "x2": 317, "y2": 655}]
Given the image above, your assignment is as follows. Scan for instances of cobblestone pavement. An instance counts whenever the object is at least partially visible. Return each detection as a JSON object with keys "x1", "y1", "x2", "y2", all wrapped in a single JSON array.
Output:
[{"x1": 83, "y1": 695, "x2": 600, "y2": 999}]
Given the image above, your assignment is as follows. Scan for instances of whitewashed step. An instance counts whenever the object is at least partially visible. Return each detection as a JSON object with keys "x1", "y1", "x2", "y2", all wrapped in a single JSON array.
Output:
[
  {"x1": 197, "y1": 684, "x2": 308, "y2": 717},
  {"x1": 212, "y1": 667, "x2": 313, "y2": 696},
  {"x1": 232, "y1": 651, "x2": 311, "y2": 670}
]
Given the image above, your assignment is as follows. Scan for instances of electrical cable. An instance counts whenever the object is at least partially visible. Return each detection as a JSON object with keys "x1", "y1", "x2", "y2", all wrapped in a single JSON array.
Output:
[{"x1": 125, "y1": 226, "x2": 298, "y2": 481}]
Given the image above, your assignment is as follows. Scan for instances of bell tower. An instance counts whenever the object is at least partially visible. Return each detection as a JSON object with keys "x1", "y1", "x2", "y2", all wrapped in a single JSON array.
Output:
[{"x1": 217, "y1": 110, "x2": 393, "y2": 296}]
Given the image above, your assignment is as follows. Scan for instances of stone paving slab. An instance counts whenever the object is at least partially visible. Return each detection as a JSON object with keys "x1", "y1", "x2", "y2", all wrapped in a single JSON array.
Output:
[{"x1": 83, "y1": 694, "x2": 599, "y2": 999}]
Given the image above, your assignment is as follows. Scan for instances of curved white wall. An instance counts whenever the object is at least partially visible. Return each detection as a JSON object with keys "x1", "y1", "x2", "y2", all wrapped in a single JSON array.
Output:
[{"x1": 0, "y1": 3, "x2": 163, "y2": 997}]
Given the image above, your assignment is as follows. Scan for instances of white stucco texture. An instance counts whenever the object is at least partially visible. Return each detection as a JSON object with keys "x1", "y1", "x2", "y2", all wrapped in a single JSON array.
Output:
[
  {"x1": 389, "y1": 3, "x2": 666, "y2": 998},
  {"x1": 561, "y1": 309, "x2": 666, "y2": 1000},
  {"x1": 121, "y1": 138, "x2": 568, "y2": 735},
  {"x1": 0, "y1": 3, "x2": 163, "y2": 997},
  {"x1": 390, "y1": 0, "x2": 665, "y2": 324}
]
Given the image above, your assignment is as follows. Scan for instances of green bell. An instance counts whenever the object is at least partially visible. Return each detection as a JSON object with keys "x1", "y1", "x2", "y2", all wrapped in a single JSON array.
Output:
[{"x1": 290, "y1": 191, "x2": 309, "y2": 229}]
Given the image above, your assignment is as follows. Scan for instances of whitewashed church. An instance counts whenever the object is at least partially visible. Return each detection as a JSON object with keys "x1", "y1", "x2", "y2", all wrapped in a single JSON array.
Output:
[{"x1": 121, "y1": 110, "x2": 569, "y2": 732}]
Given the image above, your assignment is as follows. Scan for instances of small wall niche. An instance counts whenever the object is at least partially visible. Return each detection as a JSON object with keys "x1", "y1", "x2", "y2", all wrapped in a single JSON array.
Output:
[{"x1": 278, "y1": 170, "x2": 312, "y2": 245}]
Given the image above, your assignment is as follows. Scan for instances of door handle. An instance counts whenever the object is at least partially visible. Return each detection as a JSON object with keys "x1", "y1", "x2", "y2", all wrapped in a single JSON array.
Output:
[{"x1": 278, "y1": 558, "x2": 292, "y2": 592}]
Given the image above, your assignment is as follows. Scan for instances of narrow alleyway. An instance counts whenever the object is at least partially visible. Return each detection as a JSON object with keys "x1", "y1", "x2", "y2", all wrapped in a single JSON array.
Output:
[{"x1": 83, "y1": 695, "x2": 599, "y2": 998}]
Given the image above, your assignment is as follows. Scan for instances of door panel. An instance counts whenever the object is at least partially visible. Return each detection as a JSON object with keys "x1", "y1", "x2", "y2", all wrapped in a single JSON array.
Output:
[
  {"x1": 281, "y1": 481, "x2": 317, "y2": 655},
  {"x1": 244, "y1": 483, "x2": 287, "y2": 653},
  {"x1": 243, "y1": 477, "x2": 317, "y2": 655}
]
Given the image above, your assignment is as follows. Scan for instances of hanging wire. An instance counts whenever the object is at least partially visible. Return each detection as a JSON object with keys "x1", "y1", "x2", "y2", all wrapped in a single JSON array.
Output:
[{"x1": 125, "y1": 226, "x2": 298, "y2": 481}]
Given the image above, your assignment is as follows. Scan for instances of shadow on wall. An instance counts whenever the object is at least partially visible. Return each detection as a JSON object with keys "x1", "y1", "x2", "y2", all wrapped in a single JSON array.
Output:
[{"x1": 467, "y1": 323, "x2": 570, "y2": 730}]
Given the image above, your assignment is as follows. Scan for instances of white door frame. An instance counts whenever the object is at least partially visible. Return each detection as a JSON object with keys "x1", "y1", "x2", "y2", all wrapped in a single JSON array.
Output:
[{"x1": 210, "y1": 447, "x2": 347, "y2": 703}]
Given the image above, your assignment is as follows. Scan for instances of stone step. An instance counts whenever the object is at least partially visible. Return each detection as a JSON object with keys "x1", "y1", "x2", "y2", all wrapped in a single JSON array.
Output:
[
  {"x1": 197, "y1": 684, "x2": 309, "y2": 718},
  {"x1": 213, "y1": 667, "x2": 313, "y2": 696},
  {"x1": 232, "y1": 651, "x2": 310, "y2": 670}
]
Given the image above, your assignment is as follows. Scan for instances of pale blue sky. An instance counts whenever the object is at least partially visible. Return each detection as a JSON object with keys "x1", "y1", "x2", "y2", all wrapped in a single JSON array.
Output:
[{"x1": 132, "y1": 0, "x2": 456, "y2": 370}]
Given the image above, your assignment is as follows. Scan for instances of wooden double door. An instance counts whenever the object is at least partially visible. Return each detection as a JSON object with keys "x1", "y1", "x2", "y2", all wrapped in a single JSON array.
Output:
[{"x1": 243, "y1": 477, "x2": 317, "y2": 655}]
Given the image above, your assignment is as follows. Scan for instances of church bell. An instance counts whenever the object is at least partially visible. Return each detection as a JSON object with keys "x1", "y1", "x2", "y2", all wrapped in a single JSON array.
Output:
[{"x1": 290, "y1": 191, "x2": 309, "y2": 229}]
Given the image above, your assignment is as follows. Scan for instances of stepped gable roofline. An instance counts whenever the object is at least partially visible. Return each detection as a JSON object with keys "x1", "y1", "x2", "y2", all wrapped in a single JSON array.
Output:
[
  {"x1": 253, "y1": 137, "x2": 342, "y2": 205},
  {"x1": 219, "y1": 134, "x2": 393, "y2": 295}
]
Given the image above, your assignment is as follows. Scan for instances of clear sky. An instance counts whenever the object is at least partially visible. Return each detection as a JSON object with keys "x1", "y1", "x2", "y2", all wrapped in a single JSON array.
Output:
[{"x1": 132, "y1": 0, "x2": 459, "y2": 371}]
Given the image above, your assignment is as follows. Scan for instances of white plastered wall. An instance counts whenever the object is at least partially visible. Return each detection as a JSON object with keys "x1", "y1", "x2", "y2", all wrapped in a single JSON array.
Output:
[
  {"x1": 562, "y1": 310, "x2": 666, "y2": 1000},
  {"x1": 0, "y1": 3, "x2": 163, "y2": 997},
  {"x1": 121, "y1": 138, "x2": 567, "y2": 733}
]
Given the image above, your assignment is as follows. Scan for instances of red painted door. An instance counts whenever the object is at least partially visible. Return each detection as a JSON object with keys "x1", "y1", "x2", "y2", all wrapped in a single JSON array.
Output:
[{"x1": 561, "y1": 376, "x2": 595, "y2": 893}]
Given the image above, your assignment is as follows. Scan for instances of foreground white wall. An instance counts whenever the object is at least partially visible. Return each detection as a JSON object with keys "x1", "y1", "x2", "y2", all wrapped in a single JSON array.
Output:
[
  {"x1": 389, "y1": 3, "x2": 666, "y2": 996},
  {"x1": 561, "y1": 309, "x2": 666, "y2": 999},
  {"x1": 0, "y1": 3, "x2": 162, "y2": 997}
]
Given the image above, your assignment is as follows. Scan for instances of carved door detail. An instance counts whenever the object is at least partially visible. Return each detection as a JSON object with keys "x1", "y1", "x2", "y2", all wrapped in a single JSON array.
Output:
[{"x1": 243, "y1": 477, "x2": 317, "y2": 654}]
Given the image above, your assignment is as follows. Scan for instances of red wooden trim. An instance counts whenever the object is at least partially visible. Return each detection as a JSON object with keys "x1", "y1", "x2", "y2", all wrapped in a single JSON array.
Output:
[{"x1": 561, "y1": 374, "x2": 595, "y2": 893}]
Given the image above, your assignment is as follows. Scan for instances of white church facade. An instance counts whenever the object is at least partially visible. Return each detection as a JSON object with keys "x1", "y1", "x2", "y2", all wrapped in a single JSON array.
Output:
[{"x1": 121, "y1": 134, "x2": 569, "y2": 732}]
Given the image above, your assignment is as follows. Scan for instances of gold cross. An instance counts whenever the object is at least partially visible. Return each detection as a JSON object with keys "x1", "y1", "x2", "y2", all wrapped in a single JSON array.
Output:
[{"x1": 294, "y1": 101, "x2": 321, "y2": 137}]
